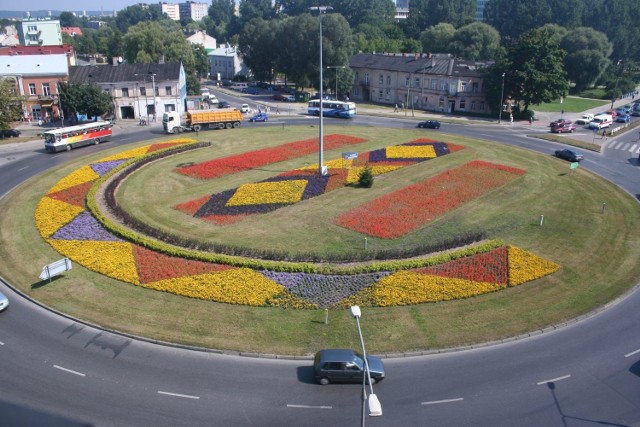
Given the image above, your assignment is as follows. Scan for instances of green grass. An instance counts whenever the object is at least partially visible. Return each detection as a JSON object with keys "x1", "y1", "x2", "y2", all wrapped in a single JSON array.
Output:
[
  {"x1": 532, "y1": 96, "x2": 609, "y2": 113},
  {"x1": 1, "y1": 125, "x2": 639, "y2": 356}
]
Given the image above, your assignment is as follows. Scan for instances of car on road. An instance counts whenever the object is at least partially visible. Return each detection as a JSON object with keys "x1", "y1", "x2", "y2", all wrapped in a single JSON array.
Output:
[
  {"x1": 1, "y1": 129, "x2": 21, "y2": 138},
  {"x1": 217, "y1": 101, "x2": 231, "y2": 109},
  {"x1": 575, "y1": 114, "x2": 594, "y2": 125},
  {"x1": 549, "y1": 118, "x2": 572, "y2": 127},
  {"x1": 240, "y1": 104, "x2": 251, "y2": 114},
  {"x1": 271, "y1": 94, "x2": 289, "y2": 101},
  {"x1": 242, "y1": 87, "x2": 260, "y2": 95},
  {"x1": 551, "y1": 123, "x2": 577, "y2": 133},
  {"x1": 313, "y1": 349, "x2": 385, "y2": 385},
  {"x1": 249, "y1": 112, "x2": 268, "y2": 122},
  {"x1": 615, "y1": 114, "x2": 631, "y2": 123},
  {"x1": 417, "y1": 120, "x2": 441, "y2": 129},
  {"x1": 554, "y1": 149, "x2": 584, "y2": 162},
  {"x1": 0, "y1": 290, "x2": 9, "y2": 311}
]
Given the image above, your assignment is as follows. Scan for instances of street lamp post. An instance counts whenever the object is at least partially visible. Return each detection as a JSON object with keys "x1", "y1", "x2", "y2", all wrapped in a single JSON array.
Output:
[
  {"x1": 310, "y1": 5, "x2": 332, "y2": 176},
  {"x1": 55, "y1": 80, "x2": 64, "y2": 127},
  {"x1": 498, "y1": 72, "x2": 505, "y2": 123},
  {"x1": 350, "y1": 305, "x2": 382, "y2": 425},
  {"x1": 149, "y1": 72, "x2": 157, "y2": 122}
]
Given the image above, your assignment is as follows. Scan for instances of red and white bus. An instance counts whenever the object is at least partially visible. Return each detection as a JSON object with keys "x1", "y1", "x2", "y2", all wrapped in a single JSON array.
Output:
[{"x1": 43, "y1": 121, "x2": 113, "y2": 153}]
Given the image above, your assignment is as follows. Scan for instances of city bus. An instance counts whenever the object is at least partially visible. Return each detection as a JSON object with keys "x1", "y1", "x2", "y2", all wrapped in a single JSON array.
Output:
[
  {"x1": 43, "y1": 121, "x2": 113, "y2": 153},
  {"x1": 307, "y1": 99, "x2": 357, "y2": 118}
]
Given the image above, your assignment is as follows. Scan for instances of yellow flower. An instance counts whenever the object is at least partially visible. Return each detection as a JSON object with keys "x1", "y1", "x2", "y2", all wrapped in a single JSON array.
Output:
[
  {"x1": 226, "y1": 180, "x2": 308, "y2": 206},
  {"x1": 35, "y1": 197, "x2": 84, "y2": 238},
  {"x1": 385, "y1": 145, "x2": 436, "y2": 159},
  {"x1": 46, "y1": 166, "x2": 100, "y2": 194}
]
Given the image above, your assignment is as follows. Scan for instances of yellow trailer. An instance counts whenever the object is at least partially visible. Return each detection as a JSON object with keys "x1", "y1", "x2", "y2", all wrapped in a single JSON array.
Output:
[{"x1": 162, "y1": 109, "x2": 243, "y2": 133}]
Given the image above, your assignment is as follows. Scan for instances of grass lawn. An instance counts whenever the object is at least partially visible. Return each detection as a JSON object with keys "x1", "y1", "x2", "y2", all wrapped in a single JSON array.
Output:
[
  {"x1": 532, "y1": 96, "x2": 609, "y2": 113},
  {"x1": 1, "y1": 125, "x2": 639, "y2": 356}
]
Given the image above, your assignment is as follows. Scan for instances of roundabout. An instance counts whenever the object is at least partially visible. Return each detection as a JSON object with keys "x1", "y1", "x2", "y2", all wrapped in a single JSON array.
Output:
[{"x1": 2, "y1": 124, "x2": 639, "y2": 357}]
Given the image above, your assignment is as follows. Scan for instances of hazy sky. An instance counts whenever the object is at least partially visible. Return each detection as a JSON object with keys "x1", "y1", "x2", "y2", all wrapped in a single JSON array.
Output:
[{"x1": 11, "y1": 1, "x2": 138, "y2": 13}]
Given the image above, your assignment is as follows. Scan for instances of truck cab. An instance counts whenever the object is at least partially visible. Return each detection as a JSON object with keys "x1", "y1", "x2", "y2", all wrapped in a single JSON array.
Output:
[{"x1": 162, "y1": 111, "x2": 182, "y2": 133}]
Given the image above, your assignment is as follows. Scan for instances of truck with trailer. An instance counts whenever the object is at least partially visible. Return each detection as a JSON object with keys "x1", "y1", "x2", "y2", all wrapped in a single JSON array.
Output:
[{"x1": 162, "y1": 109, "x2": 243, "y2": 134}]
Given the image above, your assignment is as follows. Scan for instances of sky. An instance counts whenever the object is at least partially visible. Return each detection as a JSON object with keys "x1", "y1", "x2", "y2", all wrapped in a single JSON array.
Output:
[{"x1": 7, "y1": 2, "x2": 140, "y2": 15}]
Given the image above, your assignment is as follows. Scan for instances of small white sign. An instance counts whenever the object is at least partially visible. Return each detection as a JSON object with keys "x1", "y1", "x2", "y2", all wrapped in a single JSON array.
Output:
[{"x1": 40, "y1": 258, "x2": 72, "y2": 281}]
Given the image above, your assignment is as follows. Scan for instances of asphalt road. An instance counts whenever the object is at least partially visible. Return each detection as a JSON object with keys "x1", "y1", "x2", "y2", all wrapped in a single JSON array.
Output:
[{"x1": 0, "y1": 104, "x2": 639, "y2": 427}]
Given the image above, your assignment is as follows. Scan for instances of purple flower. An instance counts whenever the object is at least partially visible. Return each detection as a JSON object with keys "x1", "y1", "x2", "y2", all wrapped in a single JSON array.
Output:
[
  {"x1": 52, "y1": 211, "x2": 123, "y2": 241},
  {"x1": 91, "y1": 160, "x2": 128, "y2": 177}
]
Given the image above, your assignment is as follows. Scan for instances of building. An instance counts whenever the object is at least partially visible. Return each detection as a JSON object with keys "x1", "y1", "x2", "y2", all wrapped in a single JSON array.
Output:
[
  {"x1": 476, "y1": 0, "x2": 489, "y2": 20},
  {"x1": 178, "y1": 1, "x2": 208, "y2": 21},
  {"x1": 0, "y1": 44, "x2": 77, "y2": 66},
  {"x1": 349, "y1": 52, "x2": 492, "y2": 115},
  {"x1": 69, "y1": 61, "x2": 186, "y2": 121},
  {"x1": 61, "y1": 26, "x2": 83, "y2": 37},
  {"x1": 208, "y1": 46, "x2": 249, "y2": 82},
  {"x1": 394, "y1": 0, "x2": 409, "y2": 20},
  {"x1": 160, "y1": 2, "x2": 180, "y2": 20},
  {"x1": 17, "y1": 18, "x2": 62, "y2": 46},
  {"x1": 187, "y1": 30, "x2": 216, "y2": 53},
  {"x1": 0, "y1": 53, "x2": 68, "y2": 122}
]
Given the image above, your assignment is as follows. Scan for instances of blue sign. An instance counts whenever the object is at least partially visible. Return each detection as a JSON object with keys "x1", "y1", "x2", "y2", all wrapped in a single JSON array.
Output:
[{"x1": 343, "y1": 152, "x2": 358, "y2": 160}]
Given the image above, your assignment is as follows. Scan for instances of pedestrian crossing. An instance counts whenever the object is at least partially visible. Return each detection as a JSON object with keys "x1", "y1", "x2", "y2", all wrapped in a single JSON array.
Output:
[{"x1": 606, "y1": 141, "x2": 640, "y2": 153}]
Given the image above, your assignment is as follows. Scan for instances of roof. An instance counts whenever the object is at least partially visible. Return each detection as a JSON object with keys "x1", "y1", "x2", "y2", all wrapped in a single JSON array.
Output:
[
  {"x1": 349, "y1": 52, "x2": 491, "y2": 77},
  {"x1": 0, "y1": 44, "x2": 75, "y2": 56},
  {"x1": 61, "y1": 27, "x2": 83, "y2": 36},
  {"x1": 69, "y1": 62, "x2": 183, "y2": 84},
  {"x1": 0, "y1": 54, "x2": 68, "y2": 76}
]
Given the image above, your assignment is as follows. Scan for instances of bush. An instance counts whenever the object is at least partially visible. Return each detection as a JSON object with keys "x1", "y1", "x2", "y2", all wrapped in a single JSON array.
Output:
[{"x1": 358, "y1": 165, "x2": 374, "y2": 188}]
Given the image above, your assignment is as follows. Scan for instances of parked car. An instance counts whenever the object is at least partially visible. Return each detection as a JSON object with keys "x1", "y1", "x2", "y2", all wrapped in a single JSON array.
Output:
[
  {"x1": 554, "y1": 149, "x2": 584, "y2": 162},
  {"x1": 606, "y1": 110, "x2": 618, "y2": 118},
  {"x1": 417, "y1": 120, "x2": 441, "y2": 129},
  {"x1": 0, "y1": 290, "x2": 8, "y2": 312},
  {"x1": 616, "y1": 114, "x2": 631, "y2": 123},
  {"x1": 575, "y1": 113, "x2": 594, "y2": 125},
  {"x1": 313, "y1": 349, "x2": 385, "y2": 385},
  {"x1": 0, "y1": 129, "x2": 21, "y2": 138},
  {"x1": 615, "y1": 108, "x2": 628, "y2": 116},
  {"x1": 271, "y1": 94, "x2": 289, "y2": 101},
  {"x1": 284, "y1": 95, "x2": 296, "y2": 102},
  {"x1": 242, "y1": 87, "x2": 260, "y2": 95},
  {"x1": 249, "y1": 112, "x2": 268, "y2": 122},
  {"x1": 240, "y1": 104, "x2": 251, "y2": 114},
  {"x1": 549, "y1": 118, "x2": 572, "y2": 127},
  {"x1": 217, "y1": 101, "x2": 231, "y2": 108},
  {"x1": 551, "y1": 123, "x2": 577, "y2": 133}
]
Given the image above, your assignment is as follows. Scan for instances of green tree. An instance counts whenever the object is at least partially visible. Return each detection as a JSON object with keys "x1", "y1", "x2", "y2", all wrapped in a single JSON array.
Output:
[
  {"x1": 115, "y1": 4, "x2": 165, "y2": 33},
  {"x1": 239, "y1": 0, "x2": 276, "y2": 26},
  {"x1": 451, "y1": 21, "x2": 502, "y2": 60},
  {"x1": 331, "y1": 0, "x2": 396, "y2": 28},
  {"x1": 60, "y1": 82, "x2": 112, "y2": 121},
  {"x1": 583, "y1": 0, "x2": 640, "y2": 61},
  {"x1": 404, "y1": 0, "x2": 475, "y2": 39},
  {"x1": 508, "y1": 28, "x2": 569, "y2": 111},
  {"x1": 420, "y1": 23, "x2": 455, "y2": 54},
  {"x1": 58, "y1": 11, "x2": 83, "y2": 27},
  {"x1": 560, "y1": 27, "x2": 612, "y2": 91},
  {"x1": 238, "y1": 18, "x2": 280, "y2": 82},
  {"x1": 0, "y1": 78, "x2": 23, "y2": 131}
]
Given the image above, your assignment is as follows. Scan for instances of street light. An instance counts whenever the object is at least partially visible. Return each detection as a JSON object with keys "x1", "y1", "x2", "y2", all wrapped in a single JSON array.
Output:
[
  {"x1": 350, "y1": 305, "x2": 382, "y2": 423},
  {"x1": 54, "y1": 80, "x2": 64, "y2": 126},
  {"x1": 498, "y1": 72, "x2": 505, "y2": 124},
  {"x1": 326, "y1": 65, "x2": 346, "y2": 99},
  {"x1": 310, "y1": 5, "x2": 332, "y2": 176}
]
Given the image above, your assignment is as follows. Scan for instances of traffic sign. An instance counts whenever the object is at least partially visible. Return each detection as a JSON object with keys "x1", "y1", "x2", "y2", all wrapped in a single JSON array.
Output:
[{"x1": 343, "y1": 152, "x2": 358, "y2": 160}]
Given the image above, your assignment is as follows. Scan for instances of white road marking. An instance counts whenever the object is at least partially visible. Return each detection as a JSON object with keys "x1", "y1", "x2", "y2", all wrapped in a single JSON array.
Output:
[
  {"x1": 624, "y1": 348, "x2": 640, "y2": 358},
  {"x1": 18, "y1": 166, "x2": 29, "y2": 171},
  {"x1": 621, "y1": 143, "x2": 630, "y2": 151},
  {"x1": 537, "y1": 374, "x2": 570, "y2": 385},
  {"x1": 629, "y1": 144, "x2": 638, "y2": 152},
  {"x1": 53, "y1": 365, "x2": 86, "y2": 377},
  {"x1": 614, "y1": 142, "x2": 624, "y2": 149},
  {"x1": 0, "y1": 341, "x2": 4, "y2": 345},
  {"x1": 287, "y1": 404, "x2": 332, "y2": 409},
  {"x1": 421, "y1": 398, "x2": 464, "y2": 405},
  {"x1": 157, "y1": 391, "x2": 200, "y2": 400}
]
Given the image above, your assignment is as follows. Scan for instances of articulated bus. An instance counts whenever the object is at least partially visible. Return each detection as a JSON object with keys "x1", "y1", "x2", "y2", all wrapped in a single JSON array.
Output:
[
  {"x1": 307, "y1": 99, "x2": 357, "y2": 118},
  {"x1": 43, "y1": 121, "x2": 113, "y2": 153}
]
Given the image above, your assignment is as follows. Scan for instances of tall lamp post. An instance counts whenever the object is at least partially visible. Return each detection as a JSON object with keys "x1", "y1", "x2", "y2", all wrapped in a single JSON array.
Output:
[
  {"x1": 350, "y1": 305, "x2": 382, "y2": 425},
  {"x1": 310, "y1": 5, "x2": 332, "y2": 176},
  {"x1": 55, "y1": 80, "x2": 64, "y2": 127},
  {"x1": 149, "y1": 72, "x2": 157, "y2": 122},
  {"x1": 498, "y1": 72, "x2": 505, "y2": 123},
  {"x1": 326, "y1": 65, "x2": 346, "y2": 99}
]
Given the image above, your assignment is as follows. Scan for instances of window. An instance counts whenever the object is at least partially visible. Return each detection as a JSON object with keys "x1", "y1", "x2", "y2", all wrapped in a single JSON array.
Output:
[
  {"x1": 155, "y1": 87, "x2": 159, "y2": 96},
  {"x1": 472, "y1": 82, "x2": 479, "y2": 93},
  {"x1": 29, "y1": 83, "x2": 36, "y2": 95},
  {"x1": 386, "y1": 76, "x2": 391, "y2": 85},
  {"x1": 461, "y1": 82, "x2": 467, "y2": 92},
  {"x1": 42, "y1": 83, "x2": 50, "y2": 96},
  {"x1": 363, "y1": 72, "x2": 369, "y2": 85},
  {"x1": 440, "y1": 80, "x2": 447, "y2": 91},
  {"x1": 165, "y1": 86, "x2": 172, "y2": 95},
  {"x1": 378, "y1": 89, "x2": 383, "y2": 101},
  {"x1": 415, "y1": 77, "x2": 420, "y2": 88},
  {"x1": 480, "y1": 101, "x2": 485, "y2": 111},
  {"x1": 121, "y1": 87, "x2": 129, "y2": 97},
  {"x1": 140, "y1": 86, "x2": 146, "y2": 96},
  {"x1": 459, "y1": 98, "x2": 466, "y2": 109},
  {"x1": 431, "y1": 79, "x2": 437, "y2": 90},
  {"x1": 470, "y1": 100, "x2": 476, "y2": 110},
  {"x1": 405, "y1": 76, "x2": 410, "y2": 87},
  {"x1": 378, "y1": 74, "x2": 383, "y2": 84},
  {"x1": 385, "y1": 89, "x2": 390, "y2": 101}
]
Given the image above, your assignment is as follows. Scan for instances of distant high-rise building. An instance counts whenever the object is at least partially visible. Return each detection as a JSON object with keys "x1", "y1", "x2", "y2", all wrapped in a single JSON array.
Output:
[
  {"x1": 160, "y1": 2, "x2": 180, "y2": 20},
  {"x1": 17, "y1": 18, "x2": 62, "y2": 46},
  {"x1": 179, "y1": 1, "x2": 208, "y2": 21},
  {"x1": 476, "y1": 0, "x2": 489, "y2": 20}
]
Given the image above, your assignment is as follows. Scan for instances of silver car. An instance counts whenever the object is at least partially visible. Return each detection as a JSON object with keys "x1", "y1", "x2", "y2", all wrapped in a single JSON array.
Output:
[{"x1": 0, "y1": 290, "x2": 9, "y2": 312}]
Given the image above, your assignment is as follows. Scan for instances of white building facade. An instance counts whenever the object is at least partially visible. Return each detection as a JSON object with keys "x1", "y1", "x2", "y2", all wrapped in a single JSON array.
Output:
[{"x1": 17, "y1": 18, "x2": 62, "y2": 46}]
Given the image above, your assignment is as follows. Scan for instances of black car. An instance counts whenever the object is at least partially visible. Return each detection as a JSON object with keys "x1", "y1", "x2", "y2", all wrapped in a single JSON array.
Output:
[
  {"x1": 217, "y1": 101, "x2": 231, "y2": 108},
  {"x1": 417, "y1": 120, "x2": 441, "y2": 129},
  {"x1": 554, "y1": 149, "x2": 584, "y2": 162},
  {"x1": 313, "y1": 349, "x2": 385, "y2": 385},
  {"x1": 1, "y1": 129, "x2": 21, "y2": 138}
]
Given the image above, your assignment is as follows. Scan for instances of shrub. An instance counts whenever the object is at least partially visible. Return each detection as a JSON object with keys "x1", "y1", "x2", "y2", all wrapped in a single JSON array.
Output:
[{"x1": 358, "y1": 165, "x2": 374, "y2": 188}]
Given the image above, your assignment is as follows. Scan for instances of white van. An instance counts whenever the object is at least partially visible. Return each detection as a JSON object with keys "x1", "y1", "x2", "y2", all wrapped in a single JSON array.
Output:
[
  {"x1": 588, "y1": 114, "x2": 613, "y2": 129},
  {"x1": 230, "y1": 83, "x2": 248, "y2": 91}
]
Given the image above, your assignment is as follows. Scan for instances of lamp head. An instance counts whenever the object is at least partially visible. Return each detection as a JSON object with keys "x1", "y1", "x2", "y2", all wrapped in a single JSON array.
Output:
[
  {"x1": 368, "y1": 393, "x2": 382, "y2": 416},
  {"x1": 350, "y1": 305, "x2": 361, "y2": 318}
]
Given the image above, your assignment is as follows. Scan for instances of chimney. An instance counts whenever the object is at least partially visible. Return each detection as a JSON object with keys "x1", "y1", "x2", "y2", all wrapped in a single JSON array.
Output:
[
  {"x1": 112, "y1": 57, "x2": 119, "y2": 66},
  {"x1": 158, "y1": 55, "x2": 165, "y2": 64},
  {"x1": 89, "y1": 55, "x2": 96, "y2": 65},
  {"x1": 414, "y1": 53, "x2": 419, "y2": 60}
]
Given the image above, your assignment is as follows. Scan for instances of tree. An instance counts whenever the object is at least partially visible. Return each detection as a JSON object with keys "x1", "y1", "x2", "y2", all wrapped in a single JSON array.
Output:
[
  {"x1": 238, "y1": 18, "x2": 280, "y2": 82},
  {"x1": 59, "y1": 82, "x2": 112, "y2": 121},
  {"x1": 583, "y1": 0, "x2": 640, "y2": 61},
  {"x1": 560, "y1": 27, "x2": 612, "y2": 91},
  {"x1": 508, "y1": 28, "x2": 569, "y2": 111},
  {"x1": 450, "y1": 22, "x2": 502, "y2": 60},
  {"x1": 330, "y1": 0, "x2": 396, "y2": 28},
  {"x1": 238, "y1": 0, "x2": 276, "y2": 27},
  {"x1": 58, "y1": 11, "x2": 83, "y2": 27},
  {"x1": 420, "y1": 23, "x2": 456, "y2": 54},
  {"x1": 115, "y1": 4, "x2": 165, "y2": 33},
  {"x1": 404, "y1": 0, "x2": 475, "y2": 39},
  {"x1": 0, "y1": 78, "x2": 23, "y2": 131}
]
